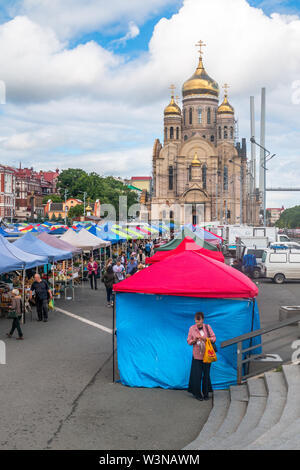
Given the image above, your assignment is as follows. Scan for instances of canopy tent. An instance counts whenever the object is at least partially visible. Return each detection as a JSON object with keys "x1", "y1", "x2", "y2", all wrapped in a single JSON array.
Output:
[
  {"x1": 92, "y1": 225, "x2": 126, "y2": 245},
  {"x1": 14, "y1": 232, "x2": 72, "y2": 261},
  {"x1": 37, "y1": 232, "x2": 82, "y2": 255},
  {"x1": 184, "y1": 224, "x2": 222, "y2": 246},
  {"x1": 155, "y1": 227, "x2": 219, "y2": 252},
  {"x1": 0, "y1": 227, "x2": 19, "y2": 238},
  {"x1": 114, "y1": 251, "x2": 260, "y2": 390},
  {"x1": 0, "y1": 236, "x2": 26, "y2": 274},
  {"x1": 146, "y1": 237, "x2": 225, "y2": 264},
  {"x1": 60, "y1": 228, "x2": 110, "y2": 250},
  {"x1": 1, "y1": 235, "x2": 48, "y2": 269}
]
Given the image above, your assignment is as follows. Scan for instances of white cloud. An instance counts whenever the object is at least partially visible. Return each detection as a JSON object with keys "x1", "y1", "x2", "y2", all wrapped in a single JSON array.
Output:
[
  {"x1": 13, "y1": 0, "x2": 178, "y2": 40},
  {"x1": 0, "y1": 0, "x2": 300, "y2": 208},
  {"x1": 111, "y1": 22, "x2": 140, "y2": 47}
]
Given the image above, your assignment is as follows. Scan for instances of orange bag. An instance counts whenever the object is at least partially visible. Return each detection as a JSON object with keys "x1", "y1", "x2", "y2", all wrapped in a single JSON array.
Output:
[{"x1": 203, "y1": 339, "x2": 217, "y2": 363}]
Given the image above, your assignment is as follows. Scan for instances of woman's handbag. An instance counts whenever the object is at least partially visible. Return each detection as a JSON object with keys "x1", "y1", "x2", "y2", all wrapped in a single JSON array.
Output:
[
  {"x1": 7, "y1": 310, "x2": 18, "y2": 319},
  {"x1": 203, "y1": 339, "x2": 217, "y2": 363},
  {"x1": 205, "y1": 324, "x2": 217, "y2": 352}
]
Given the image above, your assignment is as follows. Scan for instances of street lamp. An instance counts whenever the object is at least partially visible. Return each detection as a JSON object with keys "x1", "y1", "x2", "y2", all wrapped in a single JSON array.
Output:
[{"x1": 250, "y1": 137, "x2": 276, "y2": 226}]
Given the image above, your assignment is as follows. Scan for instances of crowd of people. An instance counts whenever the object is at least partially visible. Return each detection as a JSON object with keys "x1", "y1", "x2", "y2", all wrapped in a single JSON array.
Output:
[{"x1": 86, "y1": 240, "x2": 155, "y2": 307}]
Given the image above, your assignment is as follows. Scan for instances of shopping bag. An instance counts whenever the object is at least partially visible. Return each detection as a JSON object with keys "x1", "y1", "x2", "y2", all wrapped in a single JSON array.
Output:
[
  {"x1": 48, "y1": 299, "x2": 54, "y2": 310},
  {"x1": 203, "y1": 339, "x2": 217, "y2": 363}
]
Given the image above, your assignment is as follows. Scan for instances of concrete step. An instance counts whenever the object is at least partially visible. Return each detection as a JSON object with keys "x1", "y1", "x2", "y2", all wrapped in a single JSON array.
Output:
[
  {"x1": 184, "y1": 390, "x2": 230, "y2": 450},
  {"x1": 245, "y1": 364, "x2": 300, "y2": 450},
  {"x1": 222, "y1": 377, "x2": 268, "y2": 449},
  {"x1": 230, "y1": 370, "x2": 287, "y2": 449},
  {"x1": 196, "y1": 384, "x2": 248, "y2": 450}
]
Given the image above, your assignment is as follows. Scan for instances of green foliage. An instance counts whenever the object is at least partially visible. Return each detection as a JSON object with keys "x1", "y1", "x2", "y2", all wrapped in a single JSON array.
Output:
[
  {"x1": 68, "y1": 204, "x2": 84, "y2": 219},
  {"x1": 42, "y1": 194, "x2": 63, "y2": 204},
  {"x1": 57, "y1": 169, "x2": 139, "y2": 218},
  {"x1": 276, "y1": 206, "x2": 300, "y2": 229}
]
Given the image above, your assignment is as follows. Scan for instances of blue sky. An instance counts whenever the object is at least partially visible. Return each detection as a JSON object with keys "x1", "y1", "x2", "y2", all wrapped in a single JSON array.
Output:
[{"x1": 0, "y1": 0, "x2": 299, "y2": 209}]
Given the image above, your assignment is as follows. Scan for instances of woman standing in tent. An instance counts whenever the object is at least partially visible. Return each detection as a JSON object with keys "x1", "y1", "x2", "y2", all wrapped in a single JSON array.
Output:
[{"x1": 187, "y1": 312, "x2": 216, "y2": 401}]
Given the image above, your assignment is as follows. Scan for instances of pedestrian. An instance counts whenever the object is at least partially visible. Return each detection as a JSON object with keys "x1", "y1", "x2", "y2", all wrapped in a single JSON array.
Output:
[
  {"x1": 187, "y1": 312, "x2": 216, "y2": 401},
  {"x1": 126, "y1": 256, "x2": 138, "y2": 276},
  {"x1": 113, "y1": 260, "x2": 126, "y2": 282},
  {"x1": 30, "y1": 273, "x2": 52, "y2": 322},
  {"x1": 87, "y1": 257, "x2": 98, "y2": 290},
  {"x1": 137, "y1": 249, "x2": 146, "y2": 265},
  {"x1": 102, "y1": 265, "x2": 115, "y2": 307},
  {"x1": 6, "y1": 289, "x2": 24, "y2": 340}
]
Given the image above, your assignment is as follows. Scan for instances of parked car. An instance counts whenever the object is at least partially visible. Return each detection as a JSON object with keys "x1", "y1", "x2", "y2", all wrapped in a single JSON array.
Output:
[
  {"x1": 269, "y1": 241, "x2": 300, "y2": 250},
  {"x1": 261, "y1": 249, "x2": 300, "y2": 284}
]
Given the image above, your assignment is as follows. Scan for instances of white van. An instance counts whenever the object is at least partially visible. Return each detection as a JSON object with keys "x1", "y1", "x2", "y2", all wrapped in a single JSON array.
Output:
[{"x1": 261, "y1": 249, "x2": 300, "y2": 284}]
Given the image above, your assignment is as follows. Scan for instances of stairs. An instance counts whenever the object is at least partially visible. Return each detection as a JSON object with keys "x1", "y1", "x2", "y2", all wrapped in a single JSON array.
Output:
[{"x1": 185, "y1": 363, "x2": 300, "y2": 450}]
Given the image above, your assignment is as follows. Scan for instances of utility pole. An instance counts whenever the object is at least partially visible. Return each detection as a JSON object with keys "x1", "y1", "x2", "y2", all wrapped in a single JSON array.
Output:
[
  {"x1": 259, "y1": 88, "x2": 266, "y2": 226},
  {"x1": 64, "y1": 189, "x2": 68, "y2": 225}
]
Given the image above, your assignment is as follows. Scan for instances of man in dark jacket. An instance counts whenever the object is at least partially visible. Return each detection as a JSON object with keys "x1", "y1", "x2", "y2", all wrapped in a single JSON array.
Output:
[{"x1": 30, "y1": 274, "x2": 52, "y2": 322}]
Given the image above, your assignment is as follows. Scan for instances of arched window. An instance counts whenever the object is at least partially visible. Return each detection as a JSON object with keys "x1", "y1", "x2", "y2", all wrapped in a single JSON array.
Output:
[
  {"x1": 198, "y1": 108, "x2": 202, "y2": 124},
  {"x1": 218, "y1": 126, "x2": 222, "y2": 139},
  {"x1": 214, "y1": 109, "x2": 217, "y2": 123},
  {"x1": 202, "y1": 164, "x2": 207, "y2": 189},
  {"x1": 207, "y1": 107, "x2": 211, "y2": 124},
  {"x1": 164, "y1": 127, "x2": 168, "y2": 141},
  {"x1": 170, "y1": 127, "x2": 174, "y2": 139},
  {"x1": 224, "y1": 126, "x2": 228, "y2": 139},
  {"x1": 183, "y1": 108, "x2": 186, "y2": 126},
  {"x1": 168, "y1": 166, "x2": 174, "y2": 190},
  {"x1": 202, "y1": 135, "x2": 206, "y2": 139},
  {"x1": 210, "y1": 135, "x2": 215, "y2": 143},
  {"x1": 176, "y1": 127, "x2": 179, "y2": 140},
  {"x1": 170, "y1": 210, "x2": 174, "y2": 219},
  {"x1": 230, "y1": 126, "x2": 234, "y2": 139},
  {"x1": 188, "y1": 165, "x2": 192, "y2": 181},
  {"x1": 189, "y1": 108, "x2": 193, "y2": 125},
  {"x1": 184, "y1": 135, "x2": 188, "y2": 141},
  {"x1": 224, "y1": 165, "x2": 228, "y2": 191}
]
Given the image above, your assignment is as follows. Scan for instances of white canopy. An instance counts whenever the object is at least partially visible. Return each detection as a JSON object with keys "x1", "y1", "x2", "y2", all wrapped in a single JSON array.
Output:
[{"x1": 60, "y1": 228, "x2": 110, "y2": 251}]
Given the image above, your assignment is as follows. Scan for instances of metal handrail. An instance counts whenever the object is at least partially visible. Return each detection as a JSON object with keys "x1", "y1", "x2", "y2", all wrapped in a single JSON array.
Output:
[{"x1": 221, "y1": 313, "x2": 300, "y2": 384}]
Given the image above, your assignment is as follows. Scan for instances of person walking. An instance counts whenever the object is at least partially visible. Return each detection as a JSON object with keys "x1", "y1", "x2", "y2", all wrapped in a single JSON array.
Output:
[
  {"x1": 6, "y1": 289, "x2": 24, "y2": 340},
  {"x1": 126, "y1": 256, "x2": 138, "y2": 276},
  {"x1": 137, "y1": 249, "x2": 146, "y2": 265},
  {"x1": 102, "y1": 265, "x2": 116, "y2": 307},
  {"x1": 87, "y1": 257, "x2": 98, "y2": 290},
  {"x1": 30, "y1": 274, "x2": 52, "y2": 322},
  {"x1": 187, "y1": 312, "x2": 216, "y2": 401},
  {"x1": 113, "y1": 260, "x2": 125, "y2": 283}
]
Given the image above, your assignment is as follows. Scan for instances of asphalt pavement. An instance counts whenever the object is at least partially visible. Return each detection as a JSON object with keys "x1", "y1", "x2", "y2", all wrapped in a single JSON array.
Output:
[{"x1": 0, "y1": 276, "x2": 299, "y2": 450}]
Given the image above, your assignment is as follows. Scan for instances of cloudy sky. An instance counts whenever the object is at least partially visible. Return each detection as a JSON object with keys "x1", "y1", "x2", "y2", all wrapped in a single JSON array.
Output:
[{"x1": 0, "y1": 0, "x2": 299, "y2": 208}]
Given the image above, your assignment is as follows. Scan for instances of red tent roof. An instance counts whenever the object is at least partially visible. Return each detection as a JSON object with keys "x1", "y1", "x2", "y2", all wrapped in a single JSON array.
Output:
[
  {"x1": 114, "y1": 251, "x2": 258, "y2": 298},
  {"x1": 146, "y1": 237, "x2": 224, "y2": 264}
]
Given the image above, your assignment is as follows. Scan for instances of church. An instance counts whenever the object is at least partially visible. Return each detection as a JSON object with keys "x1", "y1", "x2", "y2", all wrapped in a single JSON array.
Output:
[{"x1": 150, "y1": 41, "x2": 256, "y2": 225}]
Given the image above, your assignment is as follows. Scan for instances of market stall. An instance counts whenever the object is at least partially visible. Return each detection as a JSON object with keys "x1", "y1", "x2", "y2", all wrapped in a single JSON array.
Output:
[
  {"x1": 146, "y1": 236, "x2": 225, "y2": 264},
  {"x1": 114, "y1": 250, "x2": 261, "y2": 390}
]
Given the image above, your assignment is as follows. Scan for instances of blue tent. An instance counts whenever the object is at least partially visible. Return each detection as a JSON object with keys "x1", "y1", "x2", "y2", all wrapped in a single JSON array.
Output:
[
  {"x1": 0, "y1": 227, "x2": 18, "y2": 238},
  {"x1": 114, "y1": 251, "x2": 261, "y2": 390},
  {"x1": 1, "y1": 235, "x2": 47, "y2": 269},
  {"x1": 14, "y1": 232, "x2": 72, "y2": 262},
  {"x1": 0, "y1": 236, "x2": 24, "y2": 274}
]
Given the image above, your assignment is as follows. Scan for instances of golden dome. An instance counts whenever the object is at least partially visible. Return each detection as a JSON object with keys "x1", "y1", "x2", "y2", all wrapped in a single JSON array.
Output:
[
  {"x1": 164, "y1": 96, "x2": 181, "y2": 116},
  {"x1": 191, "y1": 152, "x2": 201, "y2": 167},
  {"x1": 218, "y1": 93, "x2": 234, "y2": 115},
  {"x1": 182, "y1": 56, "x2": 219, "y2": 98}
]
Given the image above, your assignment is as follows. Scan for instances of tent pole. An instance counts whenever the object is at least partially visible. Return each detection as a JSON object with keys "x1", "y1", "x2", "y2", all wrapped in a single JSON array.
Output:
[
  {"x1": 81, "y1": 253, "x2": 83, "y2": 286},
  {"x1": 112, "y1": 292, "x2": 116, "y2": 383},
  {"x1": 52, "y1": 261, "x2": 55, "y2": 304},
  {"x1": 22, "y1": 268, "x2": 26, "y2": 324}
]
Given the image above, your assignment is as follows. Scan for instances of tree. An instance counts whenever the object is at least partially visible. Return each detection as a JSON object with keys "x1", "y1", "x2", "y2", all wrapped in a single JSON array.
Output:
[
  {"x1": 57, "y1": 169, "x2": 139, "y2": 219},
  {"x1": 68, "y1": 204, "x2": 84, "y2": 219},
  {"x1": 276, "y1": 206, "x2": 300, "y2": 229},
  {"x1": 42, "y1": 194, "x2": 63, "y2": 204}
]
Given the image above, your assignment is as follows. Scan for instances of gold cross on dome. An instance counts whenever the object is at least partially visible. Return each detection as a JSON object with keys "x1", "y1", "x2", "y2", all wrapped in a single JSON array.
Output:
[
  {"x1": 195, "y1": 40, "x2": 206, "y2": 57},
  {"x1": 223, "y1": 83, "x2": 230, "y2": 95},
  {"x1": 176, "y1": 95, "x2": 180, "y2": 104},
  {"x1": 169, "y1": 84, "x2": 176, "y2": 97}
]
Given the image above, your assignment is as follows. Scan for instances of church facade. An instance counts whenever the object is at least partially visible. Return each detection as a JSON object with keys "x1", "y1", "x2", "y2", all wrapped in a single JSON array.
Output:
[{"x1": 150, "y1": 42, "x2": 257, "y2": 225}]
